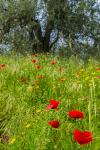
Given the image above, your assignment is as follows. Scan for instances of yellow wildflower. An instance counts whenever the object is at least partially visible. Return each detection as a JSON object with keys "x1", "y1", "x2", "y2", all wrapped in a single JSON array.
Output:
[
  {"x1": 25, "y1": 124, "x2": 31, "y2": 128},
  {"x1": 9, "y1": 137, "x2": 16, "y2": 144},
  {"x1": 27, "y1": 86, "x2": 33, "y2": 93},
  {"x1": 80, "y1": 69, "x2": 84, "y2": 72},
  {"x1": 60, "y1": 78, "x2": 66, "y2": 82},
  {"x1": 36, "y1": 109, "x2": 41, "y2": 113}
]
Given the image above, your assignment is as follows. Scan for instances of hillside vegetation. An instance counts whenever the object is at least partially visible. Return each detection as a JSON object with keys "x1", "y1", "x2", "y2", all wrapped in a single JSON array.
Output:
[{"x1": 0, "y1": 54, "x2": 100, "y2": 150}]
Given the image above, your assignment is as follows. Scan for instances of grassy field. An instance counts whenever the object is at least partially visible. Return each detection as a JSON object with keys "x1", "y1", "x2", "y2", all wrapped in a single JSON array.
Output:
[{"x1": 0, "y1": 53, "x2": 100, "y2": 150}]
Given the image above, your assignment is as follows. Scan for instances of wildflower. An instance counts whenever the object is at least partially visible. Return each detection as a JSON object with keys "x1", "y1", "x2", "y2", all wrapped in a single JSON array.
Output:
[
  {"x1": 25, "y1": 124, "x2": 31, "y2": 128},
  {"x1": 48, "y1": 120, "x2": 60, "y2": 128},
  {"x1": 60, "y1": 78, "x2": 65, "y2": 82},
  {"x1": 76, "y1": 72, "x2": 80, "y2": 78},
  {"x1": 20, "y1": 77, "x2": 28, "y2": 84},
  {"x1": 39, "y1": 75, "x2": 44, "y2": 79},
  {"x1": 36, "y1": 109, "x2": 41, "y2": 113},
  {"x1": 27, "y1": 86, "x2": 33, "y2": 93},
  {"x1": 0, "y1": 64, "x2": 6, "y2": 67},
  {"x1": 0, "y1": 64, "x2": 6, "y2": 70},
  {"x1": 9, "y1": 137, "x2": 16, "y2": 144},
  {"x1": 59, "y1": 67, "x2": 64, "y2": 71},
  {"x1": 68, "y1": 110, "x2": 84, "y2": 119},
  {"x1": 74, "y1": 129, "x2": 93, "y2": 145},
  {"x1": 80, "y1": 69, "x2": 84, "y2": 72},
  {"x1": 96, "y1": 76, "x2": 100, "y2": 79},
  {"x1": 46, "y1": 99, "x2": 60, "y2": 110},
  {"x1": 96, "y1": 68, "x2": 100, "y2": 71},
  {"x1": 36, "y1": 65, "x2": 41, "y2": 69},
  {"x1": 32, "y1": 59, "x2": 38, "y2": 63},
  {"x1": 51, "y1": 60, "x2": 57, "y2": 65},
  {"x1": 1, "y1": 135, "x2": 9, "y2": 143}
]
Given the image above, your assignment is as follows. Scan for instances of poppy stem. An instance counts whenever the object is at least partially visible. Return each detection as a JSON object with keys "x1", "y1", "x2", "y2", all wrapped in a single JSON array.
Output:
[
  {"x1": 92, "y1": 78, "x2": 96, "y2": 118},
  {"x1": 89, "y1": 85, "x2": 93, "y2": 131}
]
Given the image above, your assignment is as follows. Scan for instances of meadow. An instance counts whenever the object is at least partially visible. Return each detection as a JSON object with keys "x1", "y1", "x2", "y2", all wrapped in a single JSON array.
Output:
[{"x1": 0, "y1": 53, "x2": 100, "y2": 150}]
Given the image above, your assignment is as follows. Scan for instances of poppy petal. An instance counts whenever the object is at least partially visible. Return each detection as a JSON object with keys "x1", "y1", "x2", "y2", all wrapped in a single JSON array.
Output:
[
  {"x1": 74, "y1": 129, "x2": 93, "y2": 145},
  {"x1": 69, "y1": 110, "x2": 84, "y2": 119},
  {"x1": 48, "y1": 120, "x2": 60, "y2": 128}
]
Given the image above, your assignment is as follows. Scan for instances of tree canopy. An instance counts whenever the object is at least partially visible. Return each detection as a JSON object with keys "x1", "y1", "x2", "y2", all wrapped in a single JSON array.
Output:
[{"x1": 0, "y1": 0, "x2": 100, "y2": 58}]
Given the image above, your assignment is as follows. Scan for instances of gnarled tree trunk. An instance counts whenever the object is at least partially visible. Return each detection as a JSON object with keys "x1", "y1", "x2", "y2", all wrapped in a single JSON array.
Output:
[{"x1": 29, "y1": 19, "x2": 54, "y2": 53}]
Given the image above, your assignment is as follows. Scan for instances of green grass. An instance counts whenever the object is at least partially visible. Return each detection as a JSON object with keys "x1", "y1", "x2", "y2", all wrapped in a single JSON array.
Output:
[{"x1": 0, "y1": 53, "x2": 100, "y2": 150}]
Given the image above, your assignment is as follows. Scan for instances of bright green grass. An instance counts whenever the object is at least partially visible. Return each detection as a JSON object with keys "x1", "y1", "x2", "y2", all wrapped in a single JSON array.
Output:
[{"x1": 0, "y1": 54, "x2": 100, "y2": 150}]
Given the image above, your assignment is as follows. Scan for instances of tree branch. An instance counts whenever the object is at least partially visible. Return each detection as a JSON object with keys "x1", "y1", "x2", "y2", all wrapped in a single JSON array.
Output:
[{"x1": 50, "y1": 30, "x2": 59, "y2": 49}]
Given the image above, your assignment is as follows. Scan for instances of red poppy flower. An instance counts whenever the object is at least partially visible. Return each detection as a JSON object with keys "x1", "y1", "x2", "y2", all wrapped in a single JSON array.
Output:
[
  {"x1": 48, "y1": 120, "x2": 60, "y2": 128},
  {"x1": 74, "y1": 129, "x2": 93, "y2": 145},
  {"x1": 0, "y1": 66, "x2": 2, "y2": 70},
  {"x1": 59, "y1": 67, "x2": 64, "y2": 71},
  {"x1": 36, "y1": 65, "x2": 41, "y2": 69},
  {"x1": 1, "y1": 64, "x2": 6, "y2": 67},
  {"x1": 32, "y1": 59, "x2": 38, "y2": 63},
  {"x1": 96, "y1": 68, "x2": 100, "y2": 71},
  {"x1": 96, "y1": 76, "x2": 100, "y2": 78},
  {"x1": 39, "y1": 75, "x2": 44, "y2": 79},
  {"x1": 0, "y1": 64, "x2": 6, "y2": 70},
  {"x1": 47, "y1": 100, "x2": 60, "y2": 110},
  {"x1": 51, "y1": 60, "x2": 57, "y2": 65},
  {"x1": 68, "y1": 110, "x2": 84, "y2": 119}
]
